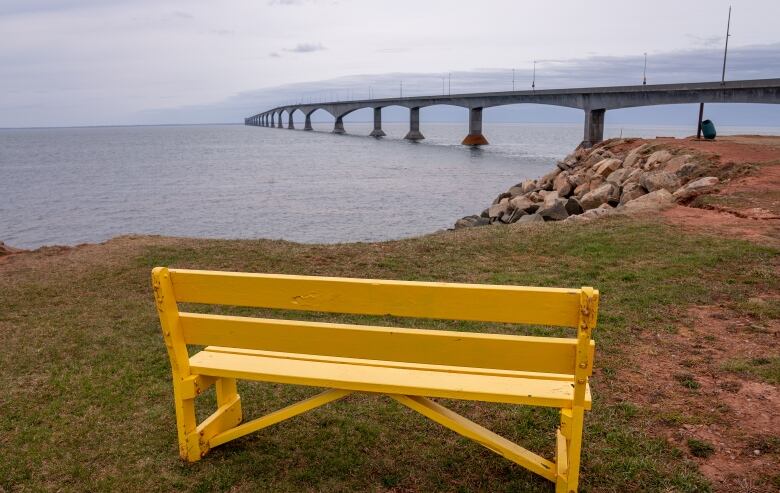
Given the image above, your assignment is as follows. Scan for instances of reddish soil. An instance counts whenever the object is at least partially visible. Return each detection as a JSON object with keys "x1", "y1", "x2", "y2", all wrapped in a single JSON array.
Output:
[
  {"x1": 653, "y1": 135, "x2": 780, "y2": 247},
  {"x1": 613, "y1": 305, "x2": 780, "y2": 491}
]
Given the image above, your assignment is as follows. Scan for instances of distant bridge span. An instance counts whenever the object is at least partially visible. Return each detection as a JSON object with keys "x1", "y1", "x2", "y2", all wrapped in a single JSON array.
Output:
[{"x1": 245, "y1": 79, "x2": 780, "y2": 147}]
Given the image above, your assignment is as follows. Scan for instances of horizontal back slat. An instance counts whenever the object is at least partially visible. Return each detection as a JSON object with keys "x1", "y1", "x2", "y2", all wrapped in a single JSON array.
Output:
[
  {"x1": 180, "y1": 313, "x2": 587, "y2": 375},
  {"x1": 170, "y1": 269, "x2": 582, "y2": 327}
]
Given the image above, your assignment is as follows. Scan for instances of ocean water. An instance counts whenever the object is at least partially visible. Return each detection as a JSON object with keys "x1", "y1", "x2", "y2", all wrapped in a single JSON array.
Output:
[{"x1": 1, "y1": 122, "x2": 777, "y2": 249}]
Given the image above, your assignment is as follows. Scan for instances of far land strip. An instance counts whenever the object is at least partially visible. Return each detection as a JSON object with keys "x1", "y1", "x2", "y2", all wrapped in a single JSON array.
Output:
[{"x1": 1, "y1": 135, "x2": 778, "y2": 492}]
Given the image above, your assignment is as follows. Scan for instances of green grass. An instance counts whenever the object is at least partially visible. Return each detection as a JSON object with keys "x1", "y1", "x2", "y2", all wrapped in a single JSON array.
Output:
[
  {"x1": 721, "y1": 356, "x2": 780, "y2": 385},
  {"x1": 1, "y1": 217, "x2": 777, "y2": 492},
  {"x1": 686, "y1": 439, "x2": 715, "y2": 459}
]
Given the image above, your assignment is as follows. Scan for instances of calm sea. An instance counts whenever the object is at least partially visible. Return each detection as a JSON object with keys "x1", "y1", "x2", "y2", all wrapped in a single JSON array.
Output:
[{"x1": 1, "y1": 122, "x2": 778, "y2": 249}]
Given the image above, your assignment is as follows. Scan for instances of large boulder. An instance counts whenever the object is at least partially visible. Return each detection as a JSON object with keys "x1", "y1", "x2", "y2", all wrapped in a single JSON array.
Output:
[
  {"x1": 593, "y1": 158, "x2": 622, "y2": 178},
  {"x1": 538, "y1": 168, "x2": 561, "y2": 190},
  {"x1": 623, "y1": 143, "x2": 651, "y2": 168},
  {"x1": 621, "y1": 168, "x2": 643, "y2": 185},
  {"x1": 509, "y1": 195, "x2": 537, "y2": 213},
  {"x1": 619, "y1": 182, "x2": 647, "y2": 205},
  {"x1": 488, "y1": 199, "x2": 512, "y2": 218},
  {"x1": 640, "y1": 171, "x2": 682, "y2": 193},
  {"x1": 508, "y1": 185, "x2": 525, "y2": 197},
  {"x1": 553, "y1": 172, "x2": 570, "y2": 191},
  {"x1": 516, "y1": 213, "x2": 545, "y2": 225},
  {"x1": 565, "y1": 197, "x2": 584, "y2": 215},
  {"x1": 568, "y1": 203, "x2": 616, "y2": 222},
  {"x1": 622, "y1": 189, "x2": 674, "y2": 212},
  {"x1": 454, "y1": 215, "x2": 490, "y2": 229},
  {"x1": 520, "y1": 179, "x2": 537, "y2": 193},
  {"x1": 672, "y1": 176, "x2": 719, "y2": 202},
  {"x1": 492, "y1": 192, "x2": 511, "y2": 205},
  {"x1": 537, "y1": 198, "x2": 569, "y2": 221},
  {"x1": 675, "y1": 161, "x2": 706, "y2": 180},
  {"x1": 606, "y1": 168, "x2": 630, "y2": 185},
  {"x1": 644, "y1": 150, "x2": 673, "y2": 170},
  {"x1": 580, "y1": 183, "x2": 619, "y2": 210},
  {"x1": 662, "y1": 154, "x2": 693, "y2": 174}
]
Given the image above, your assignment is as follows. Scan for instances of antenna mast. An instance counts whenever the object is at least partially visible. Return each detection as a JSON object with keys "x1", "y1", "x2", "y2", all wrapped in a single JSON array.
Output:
[{"x1": 721, "y1": 6, "x2": 732, "y2": 85}]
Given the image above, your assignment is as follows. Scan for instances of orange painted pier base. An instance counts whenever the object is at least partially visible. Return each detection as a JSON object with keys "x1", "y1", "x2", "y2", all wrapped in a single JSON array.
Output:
[{"x1": 462, "y1": 133, "x2": 489, "y2": 146}]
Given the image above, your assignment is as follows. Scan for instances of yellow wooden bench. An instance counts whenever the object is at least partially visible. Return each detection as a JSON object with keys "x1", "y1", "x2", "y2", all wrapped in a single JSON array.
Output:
[{"x1": 152, "y1": 267, "x2": 598, "y2": 492}]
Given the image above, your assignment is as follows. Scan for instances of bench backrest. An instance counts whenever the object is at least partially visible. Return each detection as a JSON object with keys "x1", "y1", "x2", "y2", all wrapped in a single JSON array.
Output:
[{"x1": 152, "y1": 268, "x2": 599, "y2": 379}]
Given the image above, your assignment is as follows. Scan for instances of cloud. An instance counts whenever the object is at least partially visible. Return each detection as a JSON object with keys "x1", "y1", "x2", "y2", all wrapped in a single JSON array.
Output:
[
  {"x1": 268, "y1": 52, "x2": 281, "y2": 58},
  {"x1": 284, "y1": 42, "x2": 326, "y2": 53}
]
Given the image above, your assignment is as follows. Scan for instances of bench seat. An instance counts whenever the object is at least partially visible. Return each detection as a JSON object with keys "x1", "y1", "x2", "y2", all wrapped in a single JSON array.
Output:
[{"x1": 190, "y1": 346, "x2": 592, "y2": 409}]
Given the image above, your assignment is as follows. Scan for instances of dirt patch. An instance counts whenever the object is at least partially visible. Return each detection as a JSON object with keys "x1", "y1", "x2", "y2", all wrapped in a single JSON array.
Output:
[{"x1": 613, "y1": 305, "x2": 780, "y2": 491}]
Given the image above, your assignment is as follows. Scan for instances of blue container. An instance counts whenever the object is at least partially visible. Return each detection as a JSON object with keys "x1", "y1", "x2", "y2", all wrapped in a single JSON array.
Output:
[{"x1": 701, "y1": 119, "x2": 716, "y2": 140}]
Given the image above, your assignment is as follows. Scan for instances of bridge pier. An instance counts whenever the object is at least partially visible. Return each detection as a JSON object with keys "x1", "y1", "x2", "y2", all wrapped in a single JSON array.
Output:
[
  {"x1": 369, "y1": 107, "x2": 386, "y2": 137},
  {"x1": 333, "y1": 116, "x2": 346, "y2": 134},
  {"x1": 288, "y1": 112, "x2": 295, "y2": 129},
  {"x1": 277, "y1": 112, "x2": 283, "y2": 128},
  {"x1": 461, "y1": 107, "x2": 489, "y2": 146},
  {"x1": 304, "y1": 113, "x2": 313, "y2": 131},
  {"x1": 582, "y1": 108, "x2": 605, "y2": 148},
  {"x1": 404, "y1": 107, "x2": 424, "y2": 141}
]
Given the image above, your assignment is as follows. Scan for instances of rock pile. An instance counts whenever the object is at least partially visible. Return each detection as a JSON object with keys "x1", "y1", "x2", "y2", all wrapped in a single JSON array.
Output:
[{"x1": 455, "y1": 139, "x2": 721, "y2": 228}]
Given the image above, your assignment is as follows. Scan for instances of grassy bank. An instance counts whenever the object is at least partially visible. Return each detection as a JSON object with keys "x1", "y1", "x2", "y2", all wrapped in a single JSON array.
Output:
[{"x1": 1, "y1": 216, "x2": 778, "y2": 492}]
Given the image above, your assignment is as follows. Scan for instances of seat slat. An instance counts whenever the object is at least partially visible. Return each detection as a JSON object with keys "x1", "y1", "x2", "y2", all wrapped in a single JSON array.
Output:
[
  {"x1": 180, "y1": 312, "x2": 593, "y2": 375},
  {"x1": 169, "y1": 269, "x2": 582, "y2": 327},
  {"x1": 189, "y1": 350, "x2": 591, "y2": 409},
  {"x1": 204, "y1": 346, "x2": 577, "y2": 381}
]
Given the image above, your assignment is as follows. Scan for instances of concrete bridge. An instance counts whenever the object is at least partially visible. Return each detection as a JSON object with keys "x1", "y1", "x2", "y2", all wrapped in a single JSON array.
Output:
[{"x1": 245, "y1": 78, "x2": 780, "y2": 148}]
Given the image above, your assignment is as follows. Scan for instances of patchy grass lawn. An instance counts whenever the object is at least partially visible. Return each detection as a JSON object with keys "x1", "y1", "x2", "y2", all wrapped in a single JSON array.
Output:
[{"x1": 1, "y1": 216, "x2": 777, "y2": 492}]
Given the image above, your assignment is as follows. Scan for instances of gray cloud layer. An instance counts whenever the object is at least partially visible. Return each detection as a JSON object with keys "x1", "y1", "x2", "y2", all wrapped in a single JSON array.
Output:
[{"x1": 137, "y1": 42, "x2": 780, "y2": 127}]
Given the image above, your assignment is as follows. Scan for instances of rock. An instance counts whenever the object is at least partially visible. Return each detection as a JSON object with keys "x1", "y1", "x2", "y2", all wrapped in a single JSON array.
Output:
[
  {"x1": 619, "y1": 182, "x2": 647, "y2": 204},
  {"x1": 573, "y1": 182, "x2": 590, "y2": 197},
  {"x1": 593, "y1": 158, "x2": 622, "y2": 178},
  {"x1": 509, "y1": 195, "x2": 537, "y2": 213},
  {"x1": 538, "y1": 168, "x2": 561, "y2": 190},
  {"x1": 672, "y1": 176, "x2": 719, "y2": 201},
  {"x1": 568, "y1": 203, "x2": 615, "y2": 222},
  {"x1": 622, "y1": 168, "x2": 643, "y2": 185},
  {"x1": 640, "y1": 171, "x2": 682, "y2": 193},
  {"x1": 676, "y1": 161, "x2": 705, "y2": 180},
  {"x1": 606, "y1": 168, "x2": 630, "y2": 185},
  {"x1": 516, "y1": 213, "x2": 544, "y2": 224},
  {"x1": 505, "y1": 208, "x2": 529, "y2": 223},
  {"x1": 553, "y1": 172, "x2": 570, "y2": 191},
  {"x1": 480, "y1": 208, "x2": 489, "y2": 218},
  {"x1": 488, "y1": 201, "x2": 512, "y2": 218},
  {"x1": 492, "y1": 192, "x2": 511, "y2": 205},
  {"x1": 454, "y1": 215, "x2": 489, "y2": 229},
  {"x1": 565, "y1": 197, "x2": 584, "y2": 215},
  {"x1": 508, "y1": 186, "x2": 525, "y2": 197},
  {"x1": 588, "y1": 175, "x2": 605, "y2": 191},
  {"x1": 520, "y1": 179, "x2": 537, "y2": 193},
  {"x1": 622, "y1": 189, "x2": 674, "y2": 212},
  {"x1": 644, "y1": 150, "x2": 673, "y2": 169},
  {"x1": 623, "y1": 143, "x2": 651, "y2": 168},
  {"x1": 580, "y1": 183, "x2": 619, "y2": 210},
  {"x1": 527, "y1": 191, "x2": 543, "y2": 203},
  {"x1": 537, "y1": 198, "x2": 569, "y2": 221},
  {"x1": 662, "y1": 154, "x2": 692, "y2": 174}
]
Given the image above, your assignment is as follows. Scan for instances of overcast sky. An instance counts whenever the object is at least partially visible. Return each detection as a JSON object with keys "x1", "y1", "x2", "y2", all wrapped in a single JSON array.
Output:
[{"x1": 1, "y1": 0, "x2": 779, "y2": 127}]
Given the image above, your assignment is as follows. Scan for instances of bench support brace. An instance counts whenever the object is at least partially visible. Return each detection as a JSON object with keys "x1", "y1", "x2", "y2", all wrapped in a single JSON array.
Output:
[
  {"x1": 208, "y1": 388, "x2": 352, "y2": 449},
  {"x1": 389, "y1": 394, "x2": 557, "y2": 482}
]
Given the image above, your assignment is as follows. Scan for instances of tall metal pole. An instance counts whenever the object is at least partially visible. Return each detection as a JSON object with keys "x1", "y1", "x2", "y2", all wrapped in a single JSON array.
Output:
[
  {"x1": 532, "y1": 60, "x2": 536, "y2": 91},
  {"x1": 643, "y1": 53, "x2": 647, "y2": 85},
  {"x1": 448, "y1": 73, "x2": 451, "y2": 95},
  {"x1": 721, "y1": 6, "x2": 732, "y2": 85}
]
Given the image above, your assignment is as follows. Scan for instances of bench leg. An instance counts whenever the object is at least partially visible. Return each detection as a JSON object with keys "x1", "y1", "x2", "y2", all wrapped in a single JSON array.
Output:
[
  {"x1": 557, "y1": 406, "x2": 585, "y2": 493},
  {"x1": 171, "y1": 378, "x2": 200, "y2": 461}
]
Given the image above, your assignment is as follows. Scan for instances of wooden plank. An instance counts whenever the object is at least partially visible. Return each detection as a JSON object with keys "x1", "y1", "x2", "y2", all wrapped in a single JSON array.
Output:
[
  {"x1": 390, "y1": 395, "x2": 556, "y2": 482},
  {"x1": 209, "y1": 389, "x2": 351, "y2": 448},
  {"x1": 181, "y1": 312, "x2": 588, "y2": 375},
  {"x1": 191, "y1": 394, "x2": 242, "y2": 456},
  {"x1": 189, "y1": 350, "x2": 590, "y2": 409},
  {"x1": 204, "y1": 346, "x2": 577, "y2": 381},
  {"x1": 169, "y1": 269, "x2": 582, "y2": 327},
  {"x1": 556, "y1": 429, "x2": 569, "y2": 480}
]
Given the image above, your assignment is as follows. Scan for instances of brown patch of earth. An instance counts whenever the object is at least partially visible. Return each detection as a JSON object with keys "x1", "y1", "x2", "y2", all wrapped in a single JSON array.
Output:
[
  {"x1": 642, "y1": 135, "x2": 780, "y2": 247},
  {"x1": 612, "y1": 305, "x2": 780, "y2": 491}
]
